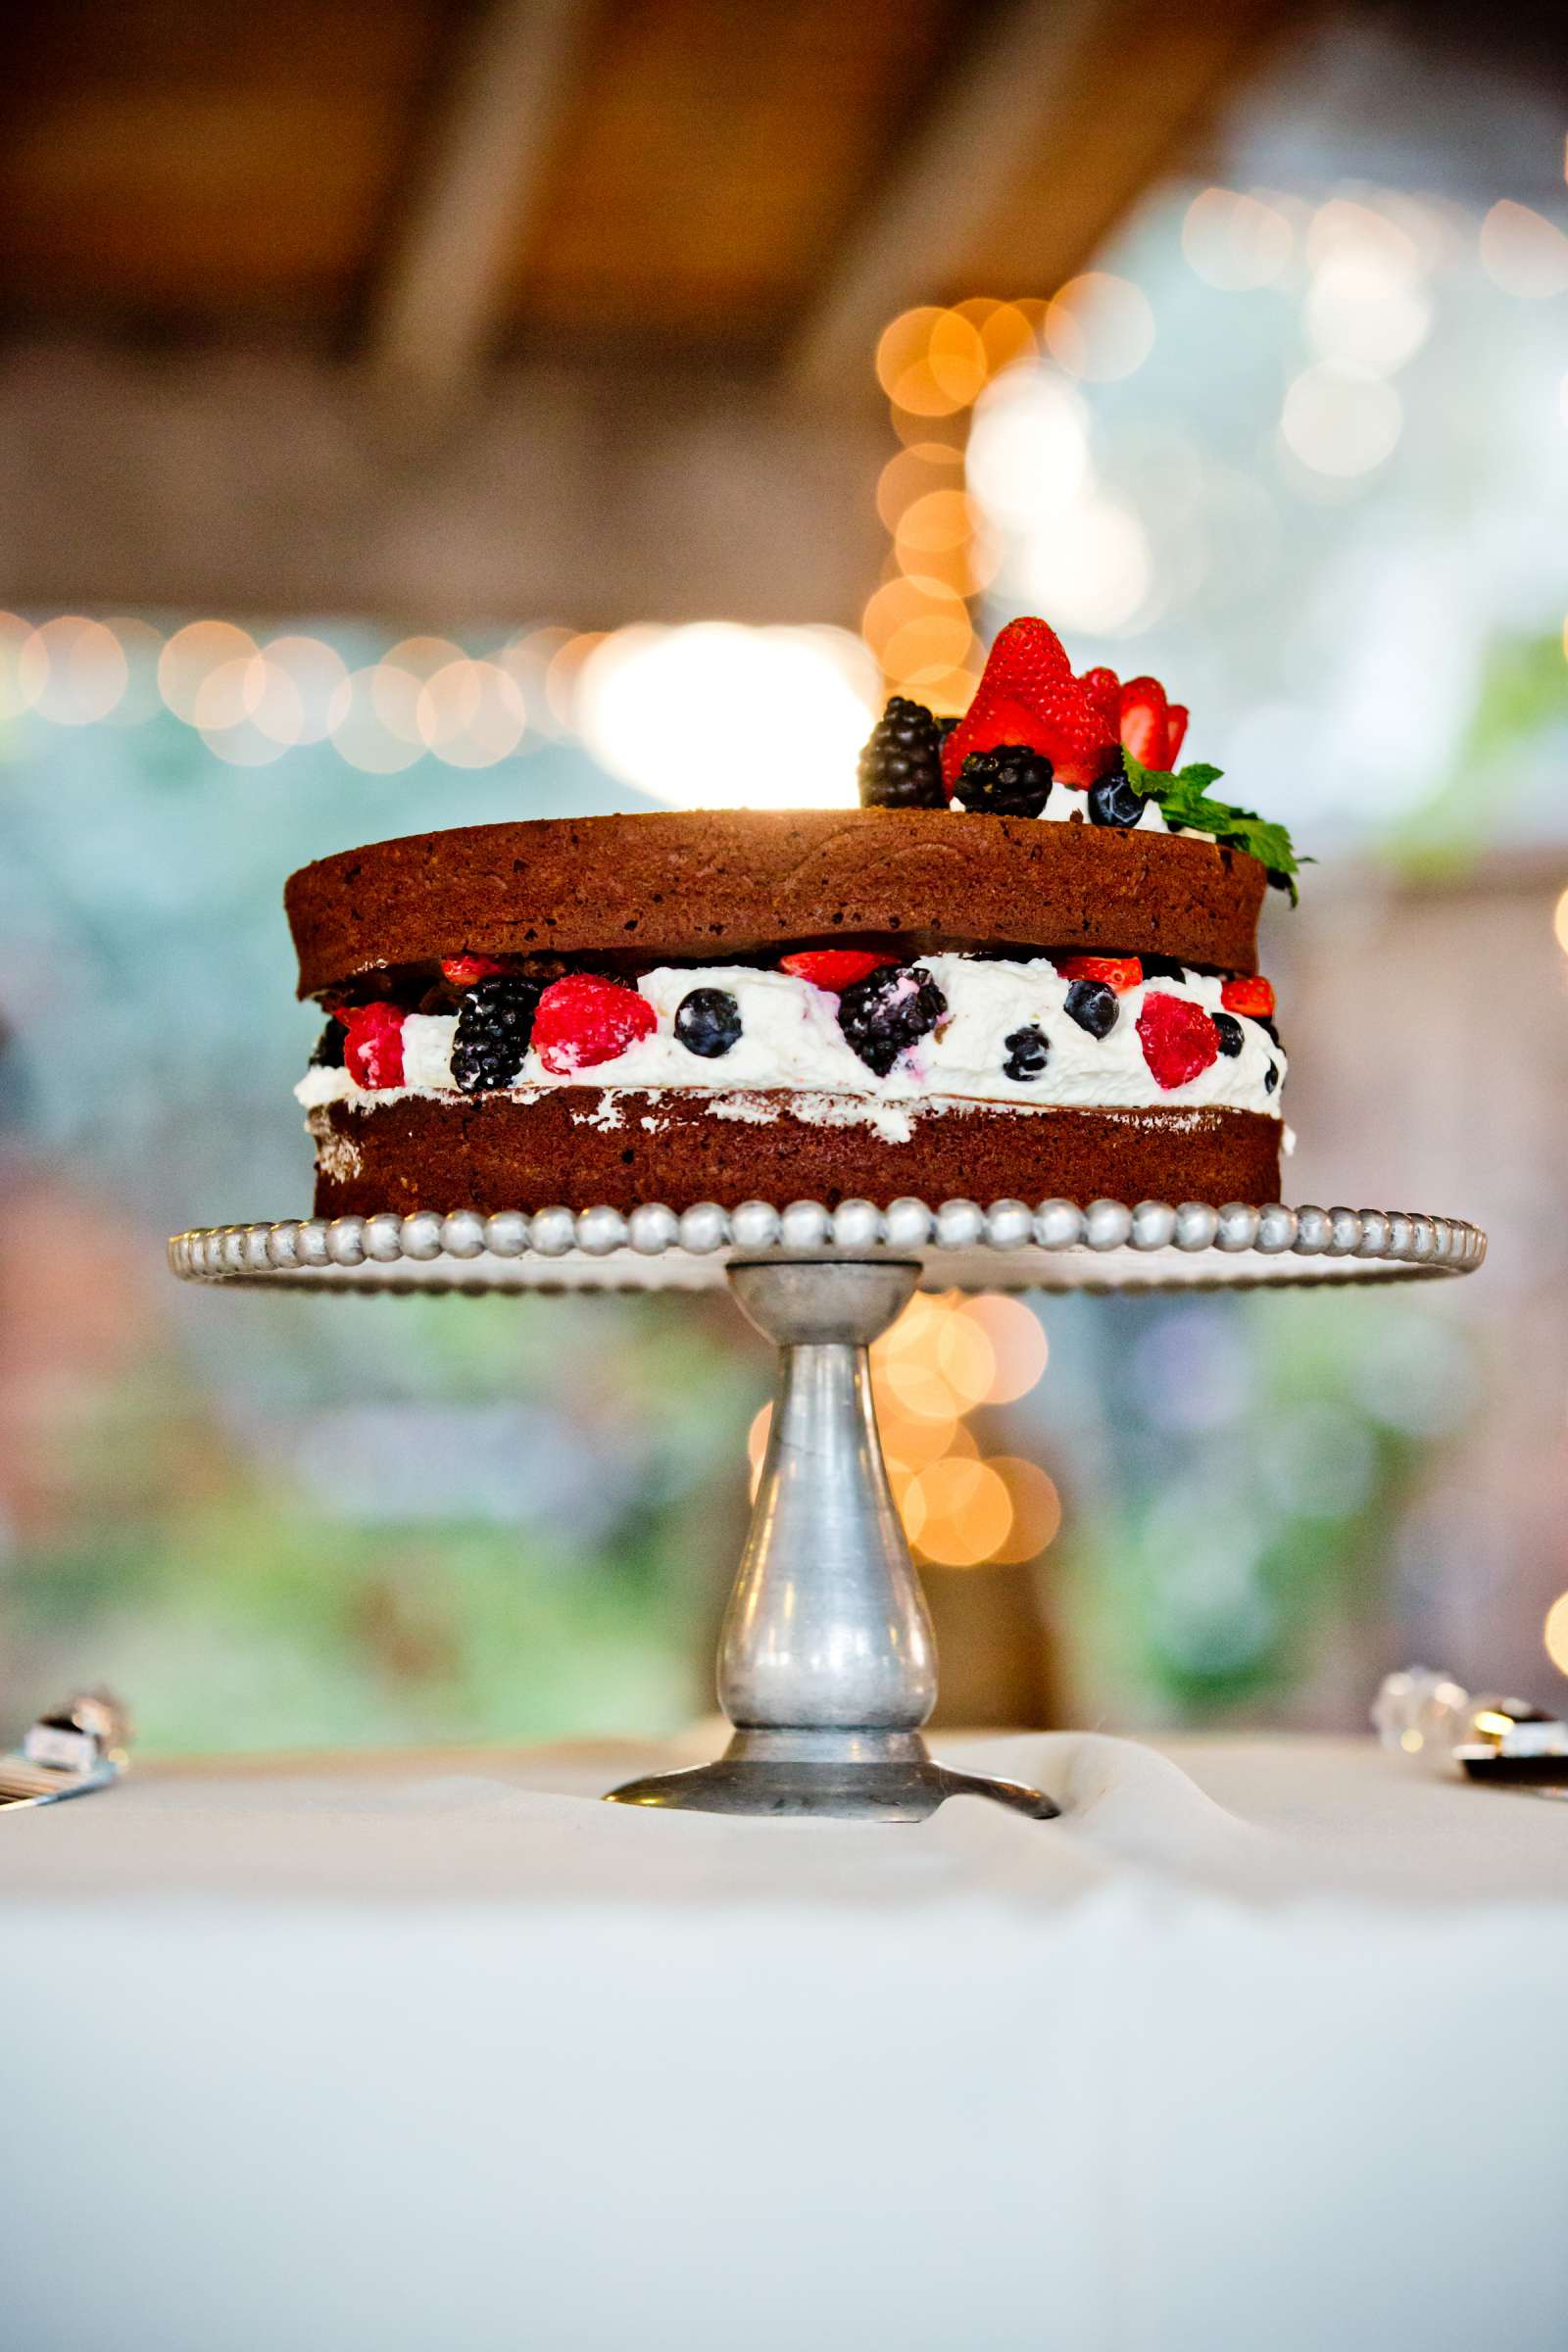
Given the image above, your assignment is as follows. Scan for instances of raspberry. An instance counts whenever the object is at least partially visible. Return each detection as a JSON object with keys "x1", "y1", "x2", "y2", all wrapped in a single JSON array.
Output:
[
  {"x1": 1056, "y1": 955, "x2": 1143, "y2": 993},
  {"x1": 452, "y1": 973, "x2": 542, "y2": 1092},
  {"x1": 441, "y1": 952, "x2": 507, "y2": 987},
  {"x1": 1118, "y1": 677, "x2": 1171, "y2": 769},
  {"x1": 532, "y1": 974, "x2": 656, "y2": 1074},
  {"x1": 780, "y1": 950, "x2": 895, "y2": 992},
  {"x1": 941, "y1": 616, "x2": 1116, "y2": 792},
  {"x1": 1220, "y1": 974, "x2": 1276, "y2": 1019},
  {"x1": 341, "y1": 1003, "x2": 406, "y2": 1090},
  {"x1": 858, "y1": 697, "x2": 949, "y2": 808},
  {"x1": 1137, "y1": 992, "x2": 1219, "y2": 1090}
]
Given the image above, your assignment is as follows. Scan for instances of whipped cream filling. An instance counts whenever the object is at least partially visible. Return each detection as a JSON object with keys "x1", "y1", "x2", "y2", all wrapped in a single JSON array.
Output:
[{"x1": 298, "y1": 955, "x2": 1285, "y2": 1121}]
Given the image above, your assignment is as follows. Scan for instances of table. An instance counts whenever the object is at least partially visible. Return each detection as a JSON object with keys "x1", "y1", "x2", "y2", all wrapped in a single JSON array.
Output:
[{"x1": 4, "y1": 1732, "x2": 1564, "y2": 2352}]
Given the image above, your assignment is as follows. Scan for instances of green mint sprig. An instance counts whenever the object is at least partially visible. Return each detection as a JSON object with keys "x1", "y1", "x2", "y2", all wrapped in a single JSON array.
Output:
[{"x1": 1122, "y1": 750, "x2": 1309, "y2": 905}]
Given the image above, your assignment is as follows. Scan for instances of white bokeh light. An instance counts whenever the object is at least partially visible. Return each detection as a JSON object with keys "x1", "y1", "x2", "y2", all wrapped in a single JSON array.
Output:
[
  {"x1": 577, "y1": 624, "x2": 877, "y2": 810},
  {"x1": 1014, "y1": 493, "x2": 1152, "y2": 634},
  {"x1": 1280, "y1": 363, "x2": 1403, "y2": 478},
  {"x1": 1305, "y1": 251, "x2": 1432, "y2": 374},
  {"x1": 966, "y1": 368, "x2": 1093, "y2": 528}
]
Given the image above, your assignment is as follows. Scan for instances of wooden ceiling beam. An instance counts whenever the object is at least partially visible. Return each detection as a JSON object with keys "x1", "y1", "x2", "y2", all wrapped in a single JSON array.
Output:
[
  {"x1": 368, "y1": 0, "x2": 592, "y2": 409},
  {"x1": 786, "y1": 0, "x2": 1118, "y2": 398}
]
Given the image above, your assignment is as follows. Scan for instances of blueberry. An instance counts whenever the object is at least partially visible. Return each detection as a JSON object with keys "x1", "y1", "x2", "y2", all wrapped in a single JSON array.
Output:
[
  {"x1": 1087, "y1": 764, "x2": 1149, "y2": 829},
  {"x1": 1213, "y1": 1011, "x2": 1244, "y2": 1057},
  {"x1": 674, "y1": 987, "x2": 742, "y2": 1059},
  {"x1": 1003, "y1": 1024, "x2": 1050, "y2": 1081},
  {"x1": 1264, "y1": 1060, "x2": 1280, "y2": 1095},
  {"x1": 1064, "y1": 980, "x2": 1118, "y2": 1040},
  {"x1": 838, "y1": 963, "x2": 947, "y2": 1077}
]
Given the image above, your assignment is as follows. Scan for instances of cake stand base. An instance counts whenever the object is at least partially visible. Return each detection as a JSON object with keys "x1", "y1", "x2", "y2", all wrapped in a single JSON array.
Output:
[
  {"x1": 170, "y1": 1193, "x2": 1486, "y2": 1826},
  {"x1": 607, "y1": 1728, "x2": 1058, "y2": 1821}
]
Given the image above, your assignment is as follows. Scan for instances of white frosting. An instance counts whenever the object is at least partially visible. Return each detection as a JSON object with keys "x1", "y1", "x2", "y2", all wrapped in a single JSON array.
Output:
[{"x1": 300, "y1": 956, "x2": 1284, "y2": 1122}]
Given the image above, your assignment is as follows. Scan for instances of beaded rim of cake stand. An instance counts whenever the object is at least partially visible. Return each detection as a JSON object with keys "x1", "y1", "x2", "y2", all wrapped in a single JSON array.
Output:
[{"x1": 169, "y1": 1198, "x2": 1488, "y2": 1283}]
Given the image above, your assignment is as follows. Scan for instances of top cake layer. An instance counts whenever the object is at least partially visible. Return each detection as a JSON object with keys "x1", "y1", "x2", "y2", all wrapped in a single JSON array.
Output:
[{"x1": 286, "y1": 809, "x2": 1267, "y2": 998}]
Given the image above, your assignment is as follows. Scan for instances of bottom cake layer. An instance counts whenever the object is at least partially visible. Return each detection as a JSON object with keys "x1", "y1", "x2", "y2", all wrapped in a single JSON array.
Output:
[{"x1": 308, "y1": 1089, "x2": 1284, "y2": 1216}]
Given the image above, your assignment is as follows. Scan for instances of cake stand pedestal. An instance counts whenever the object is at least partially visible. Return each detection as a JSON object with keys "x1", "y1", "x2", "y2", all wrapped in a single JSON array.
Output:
[{"x1": 171, "y1": 1196, "x2": 1485, "y2": 1821}]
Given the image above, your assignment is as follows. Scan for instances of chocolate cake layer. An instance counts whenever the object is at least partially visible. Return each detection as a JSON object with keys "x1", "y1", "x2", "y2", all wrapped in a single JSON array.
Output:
[
  {"x1": 309, "y1": 1092, "x2": 1283, "y2": 1217},
  {"x1": 286, "y1": 811, "x2": 1267, "y2": 997}
]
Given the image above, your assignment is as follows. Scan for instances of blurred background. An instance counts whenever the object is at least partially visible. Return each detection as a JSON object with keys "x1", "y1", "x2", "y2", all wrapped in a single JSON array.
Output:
[{"x1": 0, "y1": 0, "x2": 1565, "y2": 1755}]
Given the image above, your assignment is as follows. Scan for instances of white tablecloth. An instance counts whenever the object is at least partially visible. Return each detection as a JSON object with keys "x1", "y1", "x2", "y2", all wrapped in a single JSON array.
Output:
[{"x1": 4, "y1": 1731, "x2": 1565, "y2": 2352}]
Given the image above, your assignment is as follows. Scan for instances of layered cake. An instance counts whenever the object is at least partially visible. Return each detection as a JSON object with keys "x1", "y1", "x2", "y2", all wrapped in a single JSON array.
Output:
[{"x1": 288, "y1": 616, "x2": 1303, "y2": 1217}]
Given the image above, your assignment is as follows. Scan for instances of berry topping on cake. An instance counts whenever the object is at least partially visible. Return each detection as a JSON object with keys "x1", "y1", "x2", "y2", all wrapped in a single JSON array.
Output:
[
  {"x1": 779, "y1": 950, "x2": 894, "y2": 992},
  {"x1": 1057, "y1": 954, "x2": 1143, "y2": 993},
  {"x1": 674, "y1": 986, "x2": 743, "y2": 1058},
  {"x1": 1166, "y1": 705, "x2": 1189, "y2": 763},
  {"x1": 858, "y1": 696, "x2": 950, "y2": 809},
  {"x1": 441, "y1": 952, "x2": 507, "y2": 987},
  {"x1": 1087, "y1": 764, "x2": 1149, "y2": 829},
  {"x1": 1002, "y1": 1023, "x2": 1050, "y2": 1081},
  {"x1": 452, "y1": 973, "x2": 543, "y2": 1093},
  {"x1": 341, "y1": 1003, "x2": 407, "y2": 1090},
  {"x1": 1264, "y1": 1060, "x2": 1280, "y2": 1094},
  {"x1": 1212, "y1": 1011, "x2": 1245, "y2": 1057},
  {"x1": 837, "y1": 962, "x2": 947, "y2": 1077},
  {"x1": 1076, "y1": 665, "x2": 1122, "y2": 735},
  {"x1": 1220, "y1": 975, "x2": 1276, "y2": 1019},
  {"x1": 1064, "y1": 979, "x2": 1119, "y2": 1039},
  {"x1": 1137, "y1": 992, "x2": 1220, "y2": 1091},
  {"x1": 532, "y1": 975, "x2": 657, "y2": 1074},
  {"x1": 1118, "y1": 677, "x2": 1175, "y2": 769},
  {"x1": 310, "y1": 1015, "x2": 347, "y2": 1068},
  {"x1": 954, "y1": 744, "x2": 1054, "y2": 817},
  {"x1": 940, "y1": 616, "x2": 1117, "y2": 792}
]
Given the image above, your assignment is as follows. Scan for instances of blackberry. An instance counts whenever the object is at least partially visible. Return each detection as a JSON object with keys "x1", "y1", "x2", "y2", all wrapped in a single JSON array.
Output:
[
  {"x1": 858, "y1": 697, "x2": 948, "y2": 809},
  {"x1": 675, "y1": 987, "x2": 742, "y2": 1059},
  {"x1": 954, "y1": 744, "x2": 1053, "y2": 818},
  {"x1": 452, "y1": 973, "x2": 543, "y2": 1093},
  {"x1": 1087, "y1": 760, "x2": 1149, "y2": 829},
  {"x1": 1003, "y1": 1024, "x2": 1050, "y2": 1081},
  {"x1": 1212, "y1": 1011, "x2": 1245, "y2": 1058},
  {"x1": 310, "y1": 1016, "x2": 346, "y2": 1068},
  {"x1": 837, "y1": 962, "x2": 947, "y2": 1077},
  {"x1": 1064, "y1": 980, "x2": 1118, "y2": 1040}
]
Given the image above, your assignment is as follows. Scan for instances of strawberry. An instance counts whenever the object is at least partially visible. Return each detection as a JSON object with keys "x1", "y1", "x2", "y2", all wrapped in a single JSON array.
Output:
[
  {"x1": 1077, "y1": 665, "x2": 1122, "y2": 735},
  {"x1": 532, "y1": 974, "x2": 656, "y2": 1073},
  {"x1": 1137, "y1": 992, "x2": 1219, "y2": 1090},
  {"x1": 941, "y1": 616, "x2": 1116, "y2": 793},
  {"x1": 1220, "y1": 974, "x2": 1275, "y2": 1019},
  {"x1": 1165, "y1": 705, "x2": 1189, "y2": 764},
  {"x1": 1118, "y1": 677, "x2": 1171, "y2": 769},
  {"x1": 341, "y1": 1003, "x2": 406, "y2": 1090},
  {"x1": 779, "y1": 950, "x2": 895, "y2": 992},
  {"x1": 441, "y1": 952, "x2": 507, "y2": 987},
  {"x1": 1056, "y1": 955, "x2": 1143, "y2": 993}
]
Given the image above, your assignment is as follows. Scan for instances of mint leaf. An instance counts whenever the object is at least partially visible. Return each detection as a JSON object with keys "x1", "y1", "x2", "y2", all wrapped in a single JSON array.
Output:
[{"x1": 1122, "y1": 751, "x2": 1307, "y2": 905}]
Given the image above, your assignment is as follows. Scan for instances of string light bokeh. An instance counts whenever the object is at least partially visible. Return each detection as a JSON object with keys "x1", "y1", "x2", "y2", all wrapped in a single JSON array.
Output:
[{"x1": 748, "y1": 1291, "x2": 1058, "y2": 1574}]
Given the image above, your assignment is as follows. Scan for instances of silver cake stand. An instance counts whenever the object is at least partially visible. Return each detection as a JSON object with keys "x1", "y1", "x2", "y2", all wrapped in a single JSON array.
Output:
[{"x1": 170, "y1": 1197, "x2": 1485, "y2": 1822}]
